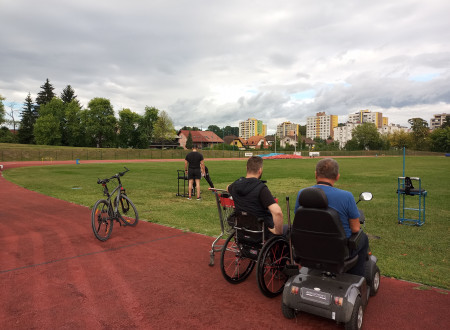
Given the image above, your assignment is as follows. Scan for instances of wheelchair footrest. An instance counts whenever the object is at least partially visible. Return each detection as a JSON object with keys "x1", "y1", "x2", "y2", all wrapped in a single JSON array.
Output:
[{"x1": 283, "y1": 264, "x2": 300, "y2": 277}]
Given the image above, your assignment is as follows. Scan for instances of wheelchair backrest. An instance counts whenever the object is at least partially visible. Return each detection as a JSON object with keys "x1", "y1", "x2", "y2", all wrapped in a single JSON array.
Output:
[
  {"x1": 292, "y1": 187, "x2": 351, "y2": 273},
  {"x1": 233, "y1": 211, "x2": 265, "y2": 245}
]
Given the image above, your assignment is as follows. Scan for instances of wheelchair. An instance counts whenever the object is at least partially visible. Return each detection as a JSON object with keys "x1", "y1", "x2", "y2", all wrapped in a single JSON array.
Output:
[
  {"x1": 281, "y1": 188, "x2": 380, "y2": 330},
  {"x1": 220, "y1": 211, "x2": 291, "y2": 298}
]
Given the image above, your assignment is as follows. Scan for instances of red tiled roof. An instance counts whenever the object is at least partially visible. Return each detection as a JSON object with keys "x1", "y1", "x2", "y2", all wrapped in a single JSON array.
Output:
[
  {"x1": 244, "y1": 136, "x2": 266, "y2": 145},
  {"x1": 179, "y1": 130, "x2": 224, "y2": 143}
]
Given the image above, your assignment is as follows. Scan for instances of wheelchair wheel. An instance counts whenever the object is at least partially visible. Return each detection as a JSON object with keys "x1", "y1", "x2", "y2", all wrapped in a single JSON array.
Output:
[
  {"x1": 256, "y1": 236, "x2": 291, "y2": 298},
  {"x1": 220, "y1": 231, "x2": 255, "y2": 284}
]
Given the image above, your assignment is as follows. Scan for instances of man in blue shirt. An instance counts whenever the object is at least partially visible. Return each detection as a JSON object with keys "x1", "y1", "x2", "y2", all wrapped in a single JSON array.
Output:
[{"x1": 294, "y1": 158, "x2": 369, "y2": 277}]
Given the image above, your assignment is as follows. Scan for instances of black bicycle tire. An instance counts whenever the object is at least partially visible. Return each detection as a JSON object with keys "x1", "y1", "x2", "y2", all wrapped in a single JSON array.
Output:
[
  {"x1": 117, "y1": 195, "x2": 139, "y2": 227},
  {"x1": 91, "y1": 199, "x2": 113, "y2": 241}
]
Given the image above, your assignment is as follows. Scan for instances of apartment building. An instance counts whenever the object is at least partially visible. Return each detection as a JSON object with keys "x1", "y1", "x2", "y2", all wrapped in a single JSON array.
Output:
[
  {"x1": 378, "y1": 124, "x2": 409, "y2": 135},
  {"x1": 276, "y1": 121, "x2": 300, "y2": 138},
  {"x1": 239, "y1": 118, "x2": 267, "y2": 139},
  {"x1": 333, "y1": 123, "x2": 359, "y2": 149},
  {"x1": 430, "y1": 113, "x2": 448, "y2": 130},
  {"x1": 348, "y1": 110, "x2": 387, "y2": 128},
  {"x1": 306, "y1": 112, "x2": 338, "y2": 140}
]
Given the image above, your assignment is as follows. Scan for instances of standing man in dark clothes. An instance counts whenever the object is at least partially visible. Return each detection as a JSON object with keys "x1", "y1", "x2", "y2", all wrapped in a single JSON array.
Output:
[
  {"x1": 185, "y1": 146, "x2": 205, "y2": 200},
  {"x1": 227, "y1": 156, "x2": 284, "y2": 236}
]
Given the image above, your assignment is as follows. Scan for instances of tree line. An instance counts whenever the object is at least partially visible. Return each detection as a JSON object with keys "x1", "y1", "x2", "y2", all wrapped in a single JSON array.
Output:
[{"x1": 0, "y1": 79, "x2": 178, "y2": 148}]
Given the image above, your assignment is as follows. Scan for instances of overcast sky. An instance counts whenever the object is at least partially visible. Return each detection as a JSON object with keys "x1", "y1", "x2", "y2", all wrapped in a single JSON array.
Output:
[{"x1": 1, "y1": 0, "x2": 449, "y2": 133}]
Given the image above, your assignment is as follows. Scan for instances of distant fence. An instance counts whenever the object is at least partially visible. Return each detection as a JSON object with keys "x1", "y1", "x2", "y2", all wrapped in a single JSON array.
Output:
[{"x1": 0, "y1": 147, "x2": 444, "y2": 162}]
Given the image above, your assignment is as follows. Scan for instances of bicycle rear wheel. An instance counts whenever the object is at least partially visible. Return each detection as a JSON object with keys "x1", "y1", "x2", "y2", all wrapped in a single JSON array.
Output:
[
  {"x1": 92, "y1": 199, "x2": 113, "y2": 241},
  {"x1": 117, "y1": 195, "x2": 139, "y2": 226}
]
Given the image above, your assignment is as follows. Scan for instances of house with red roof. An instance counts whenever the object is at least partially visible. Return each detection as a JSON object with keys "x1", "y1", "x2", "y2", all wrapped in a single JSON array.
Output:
[
  {"x1": 243, "y1": 136, "x2": 269, "y2": 149},
  {"x1": 177, "y1": 130, "x2": 224, "y2": 149}
]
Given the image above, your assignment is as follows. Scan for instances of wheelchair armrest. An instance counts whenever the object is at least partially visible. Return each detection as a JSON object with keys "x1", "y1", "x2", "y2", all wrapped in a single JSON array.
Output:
[{"x1": 348, "y1": 230, "x2": 363, "y2": 250}]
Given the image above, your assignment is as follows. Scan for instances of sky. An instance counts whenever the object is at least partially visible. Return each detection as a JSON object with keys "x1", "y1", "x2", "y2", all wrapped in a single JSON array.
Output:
[{"x1": 1, "y1": 0, "x2": 449, "y2": 133}]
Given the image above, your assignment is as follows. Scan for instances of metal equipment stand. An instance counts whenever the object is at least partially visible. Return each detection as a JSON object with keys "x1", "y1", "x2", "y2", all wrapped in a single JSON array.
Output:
[
  {"x1": 176, "y1": 170, "x2": 189, "y2": 197},
  {"x1": 397, "y1": 176, "x2": 427, "y2": 226}
]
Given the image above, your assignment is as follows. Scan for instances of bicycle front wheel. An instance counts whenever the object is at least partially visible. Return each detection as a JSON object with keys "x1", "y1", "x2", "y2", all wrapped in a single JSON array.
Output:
[
  {"x1": 118, "y1": 195, "x2": 139, "y2": 226},
  {"x1": 92, "y1": 199, "x2": 113, "y2": 241}
]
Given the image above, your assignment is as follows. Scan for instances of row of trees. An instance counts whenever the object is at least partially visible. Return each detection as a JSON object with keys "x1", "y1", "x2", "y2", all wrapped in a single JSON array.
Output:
[
  {"x1": 344, "y1": 119, "x2": 450, "y2": 152},
  {"x1": 1, "y1": 79, "x2": 178, "y2": 148}
]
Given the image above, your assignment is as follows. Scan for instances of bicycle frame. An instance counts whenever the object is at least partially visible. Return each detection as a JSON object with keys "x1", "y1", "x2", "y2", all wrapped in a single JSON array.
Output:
[{"x1": 100, "y1": 174, "x2": 128, "y2": 222}]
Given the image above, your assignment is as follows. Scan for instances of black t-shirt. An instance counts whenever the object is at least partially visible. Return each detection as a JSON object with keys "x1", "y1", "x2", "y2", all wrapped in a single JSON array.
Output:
[
  {"x1": 258, "y1": 185, "x2": 276, "y2": 208},
  {"x1": 185, "y1": 151, "x2": 204, "y2": 169}
]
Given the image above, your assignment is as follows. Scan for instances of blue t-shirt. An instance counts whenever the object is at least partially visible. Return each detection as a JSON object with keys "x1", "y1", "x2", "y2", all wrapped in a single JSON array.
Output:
[{"x1": 294, "y1": 185, "x2": 360, "y2": 238}]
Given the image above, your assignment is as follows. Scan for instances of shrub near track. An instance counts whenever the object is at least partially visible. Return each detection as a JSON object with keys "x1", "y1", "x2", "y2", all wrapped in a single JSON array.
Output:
[{"x1": 3, "y1": 156, "x2": 449, "y2": 289}]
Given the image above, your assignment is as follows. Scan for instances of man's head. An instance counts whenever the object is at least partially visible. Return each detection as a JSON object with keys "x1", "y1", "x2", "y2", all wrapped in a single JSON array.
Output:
[
  {"x1": 192, "y1": 146, "x2": 197, "y2": 151},
  {"x1": 247, "y1": 156, "x2": 263, "y2": 179},
  {"x1": 315, "y1": 158, "x2": 340, "y2": 181}
]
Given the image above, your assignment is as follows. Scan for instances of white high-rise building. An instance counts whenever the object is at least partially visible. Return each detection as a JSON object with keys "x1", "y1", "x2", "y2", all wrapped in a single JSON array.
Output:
[
  {"x1": 430, "y1": 113, "x2": 448, "y2": 130},
  {"x1": 276, "y1": 121, "x2": 300, "y2": 138},
  {"x1": 239, "y1": 118, "x2": 267, "y2": 140},
  {"x1": 306, "y1": 112, "x2": 338, "y2": 140},
  {"x1": 348, "y1": 110, "x2": 387, "y2": 128},
  {"x1": 333, "y1": 123, "x2": 359, "y2": 149}
]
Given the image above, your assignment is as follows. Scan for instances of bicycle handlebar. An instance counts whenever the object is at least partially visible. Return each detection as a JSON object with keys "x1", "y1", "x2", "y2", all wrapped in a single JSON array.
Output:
[{"x1": 97, "y1": 167, "x2": 130, "y2": 185}]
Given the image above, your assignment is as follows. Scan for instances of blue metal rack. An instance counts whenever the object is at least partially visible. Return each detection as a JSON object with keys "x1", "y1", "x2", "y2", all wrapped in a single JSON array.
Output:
[{"x1": 397, "y1": 176, "x2": 427, "y2": 226}]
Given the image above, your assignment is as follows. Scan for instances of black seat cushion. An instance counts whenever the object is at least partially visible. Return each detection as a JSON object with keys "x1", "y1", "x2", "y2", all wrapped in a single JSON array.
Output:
[{"x1": 292, "y1": 187, "x2": 357, "y2": 273}]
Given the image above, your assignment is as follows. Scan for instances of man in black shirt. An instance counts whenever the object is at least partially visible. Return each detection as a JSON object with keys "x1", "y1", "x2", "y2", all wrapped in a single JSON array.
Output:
[
  {"x1": 227, "y1": 156, "x2": 284, "y2": 235},
  {"x1": 184, "y1": 147, "x2": 205, "y2": 200}
]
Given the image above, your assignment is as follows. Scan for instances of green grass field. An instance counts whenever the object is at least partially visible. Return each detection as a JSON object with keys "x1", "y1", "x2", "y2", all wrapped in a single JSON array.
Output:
[{"x1": 3, "y1": 156, "x2": 450, "y2": 289}]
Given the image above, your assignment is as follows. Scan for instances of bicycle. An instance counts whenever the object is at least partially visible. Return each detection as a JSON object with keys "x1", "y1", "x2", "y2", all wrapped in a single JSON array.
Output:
[{"x1": 91, "y1": 167, "x2": 139, "y2": 241}]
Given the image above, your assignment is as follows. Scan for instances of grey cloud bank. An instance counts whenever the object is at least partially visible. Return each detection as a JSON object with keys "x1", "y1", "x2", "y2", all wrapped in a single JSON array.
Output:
[{"x1": 1, "y1": 0, "x2": 449, "y2": 132}]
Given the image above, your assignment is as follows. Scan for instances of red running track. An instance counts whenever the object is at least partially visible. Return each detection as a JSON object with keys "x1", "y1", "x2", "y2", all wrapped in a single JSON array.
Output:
[{"x1": 0, "y1": 160, "x2": 449, "y2": 329}]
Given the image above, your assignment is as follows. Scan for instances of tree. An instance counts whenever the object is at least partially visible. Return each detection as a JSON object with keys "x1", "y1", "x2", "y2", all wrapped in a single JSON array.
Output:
[
  {"x1": 299, "y1": 125, "x2": 306, "y2": 136},
  {"x1": 223, "y1": 126, "x2": 239, "y2": 136},
  {"x1": 60, "y1": 85, "x2": 80, "y2": 107},
  {"x1": 118, "y1": 108, "x2": 140, "y2": 148},
  {"x1": 0, "y1": 94, "x2": 5, "y2": 126},
  {"x1": 85, "y1": 98, "x2": 117, "y2": 148},
  {"x1": 0, "y1": 127, "x2": 16, "y2": 143},
  {"x1": 351, "y1": 123, "x2": 382, "y2": 150},
  {"x1": 344, "y1": 138, "x2": 360, "y2": 151},
  {"x1": 408, "y1": 118, "x2": 429, "y2": 150},
  {"x1": 33, "y1": 98, "x2": 67, "y2": 145},
  {"x1": 441, "y1": 116, "x2": 450, "y2": 129},
  {"x1": 135, "y1": 106, "x2": 159, "y2": 148},
  {"x1": 181, "y1": 126, "x2": 200, "y2": 131},
  {"x1": 207, "y1": 125, "x2": 222, "y2": 137},
  {"x1": 18, "y1": 93, "x2": 38, "y2": 144},
  {"x1": 34, "y1": 114, "x2": 61, "y2": 145},
  {"x1": 35, "y1": 78, "x2": 55, "y2": 107},
  {"x1": 186, "y1": 131, "x2": 193, "y2": 149},
  {"x1": 64, "y1": 100, "x2": 85, "y2": 146},
  {"x1": 5, "y1": 101, "x2": 20, "y2": 132},
  {"x1": 389, "y1": 130, "x2": 412, "y2": 149},
  {"x1": 153, "y1": 110, "x2": 176, "y2": 146},
  {"x1": 429, "y1": 127, "x2": 450, "y2": 152}
]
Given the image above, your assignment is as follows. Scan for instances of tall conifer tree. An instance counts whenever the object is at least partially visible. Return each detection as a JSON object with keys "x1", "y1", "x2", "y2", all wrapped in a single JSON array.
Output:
[
  {"x1": 35, "y1": 78, "x2": 55, "y2": 107},
  {"x1": 18, "y1": 93, "x2": 36, "y2": 144},
  {"x1": 60, "y1": 84, "x2": 80, "y2": 107}
]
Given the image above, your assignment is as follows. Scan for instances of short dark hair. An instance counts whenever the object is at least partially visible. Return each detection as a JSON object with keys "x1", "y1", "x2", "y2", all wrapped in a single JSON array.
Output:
[
  {"x1": 247, "y1": 156, "x2": 263, "y2": 174},
  {"x1": 316, "y1": 158, "x2": 339, "y2": 179}
]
